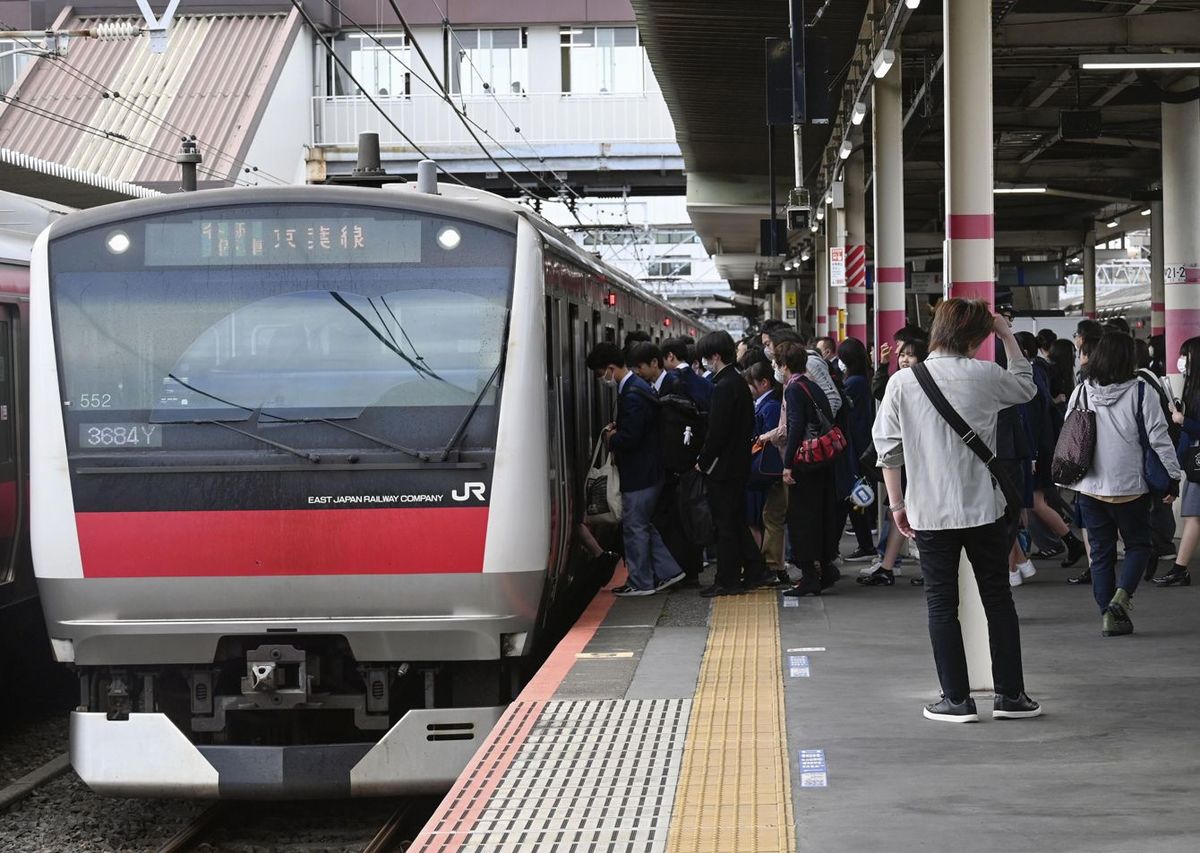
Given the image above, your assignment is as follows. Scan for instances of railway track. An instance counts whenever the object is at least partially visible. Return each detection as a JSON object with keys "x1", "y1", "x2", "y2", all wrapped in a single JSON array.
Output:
[
  {"x1": 154, "y1": 797, "x2": 431, "y2": 853},
  {"x1": 0, "y1": 751, "x2": 71, "y2": 813}
]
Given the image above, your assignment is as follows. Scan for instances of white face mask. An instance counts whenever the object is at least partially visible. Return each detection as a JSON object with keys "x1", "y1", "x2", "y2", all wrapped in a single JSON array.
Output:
[
  {"x1": 837, "y1": 358, "x2": 847, "y2": 373},
  {"x1": 774, "y1": 367, "x2": 786, "y2": 384},
  {"x1": 701, "y1": 358, "x2": 711, "y2": 373},
  {"x1": 764, "y1": 343, "x2": 774, "y2": 360},
  {"x1": 1179, "y1": 356, "x2": 1189, "y2": 376},
  {"x1": 602, "y1": 368, "x2": 618, "y2": 388}
]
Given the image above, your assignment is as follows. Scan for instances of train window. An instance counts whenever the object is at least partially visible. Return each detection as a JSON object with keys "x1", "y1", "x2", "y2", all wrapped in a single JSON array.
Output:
[{"x1": 0, "y1": 314, "x2": 16, "y2": 582}]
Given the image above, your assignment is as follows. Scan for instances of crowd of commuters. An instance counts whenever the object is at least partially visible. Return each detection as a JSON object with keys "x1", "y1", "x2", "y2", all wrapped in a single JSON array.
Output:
[{"x1": 585, "y1": 297, "x2": 1193, "y2": 720}]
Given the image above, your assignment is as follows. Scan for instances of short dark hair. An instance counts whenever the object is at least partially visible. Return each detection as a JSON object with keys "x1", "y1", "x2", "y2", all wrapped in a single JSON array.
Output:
[
  {"x1": 745, "y1": 360, "x2": 777, "y2": 388},
  {"x1": 929, "y1": 298, "x2": 994, "y2": 355},
  {"x1": 661, "y1": 336, "x2": 692, "y2": 364},
  {"x1": 773, "y1": 340, "x2": 807, "y2": 373},
  {"x1": 1035, "y1": 328, "x2": 1057, "y2": 351},
  {"x1": 1075, "y1": 319, "x2": 1104, "y2": 339},
  {"x1": 815, "y1": 336, "x2": 837, "y2": 351},
  {"x1": 898, "y1": 338, "x2": 928, "y2": 362},
  {"x1": 696, "y1": 330, "x2": 736, "y2": 364},
  {"x1": 761, "y1": 319, "x2": 790, "y2": 335},
  {"x1": 894, "y1": 324, "x2": 928, "y2": 345},
  {"x1": 1086, "y1": 332, "x2": 1136, "y2": 386},
  {"x1": 738, "y1": 345, "x2": 769, "y2": 371},
  {"x1": 623, "y1": 330, "x2": 652, "y2": 353},
  {"x1": 628, "y1": 341, "x2": 663, "y2": 369},
  {"x1": 1135, "y1": 337, "x2": 1150, "y2": 370},
  {"x1": 585, "y1": 341, "x2": 624, "y2": 371},
  {"x1": 1103, "y1": 317, "x2": 1131, "y2": 336},
  {"x1": 1079, "y1": 333, "x2": 1102, "y2": 360},
  {"x1": 769, "y1": 327, "x2": 803, "y2": 348},
  {"x1": 1014, "y1": 331, "x2": 1038, "y2": 361},
  {"x1": 836, "y1": 337, "x2": 869, "y2": 378}
]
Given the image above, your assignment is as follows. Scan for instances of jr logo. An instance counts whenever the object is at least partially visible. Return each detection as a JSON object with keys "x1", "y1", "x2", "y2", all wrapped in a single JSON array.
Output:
[{"x1": 451, "y1": 482, "x2": 487, "y2": 502}]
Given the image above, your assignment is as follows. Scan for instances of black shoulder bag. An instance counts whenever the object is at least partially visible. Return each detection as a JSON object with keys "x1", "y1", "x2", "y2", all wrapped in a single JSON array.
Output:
[{"x1": 911, "y1": 363, "x2": 1023, "y2": 537}]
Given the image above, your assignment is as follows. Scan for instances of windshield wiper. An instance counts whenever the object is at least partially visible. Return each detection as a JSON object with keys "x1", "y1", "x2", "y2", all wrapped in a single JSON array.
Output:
[
  {"x1": 330, "y1": 292, "x2": 446, "y2": 383},
  {"x1": 193, "y1": 410, "x2": 321, "y2": 463},
  {"x1": 436, "y1": 364, "x2": 501, "y2": 462}
]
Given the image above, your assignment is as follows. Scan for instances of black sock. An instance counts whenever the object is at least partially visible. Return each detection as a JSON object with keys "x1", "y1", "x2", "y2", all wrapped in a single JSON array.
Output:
[
  {"x1": 1062, "y1": 532, "x2": 1081, "y2": 547},
  {"x1": 1172, "y1": 562, "x2": 1188, "y2": 575}
]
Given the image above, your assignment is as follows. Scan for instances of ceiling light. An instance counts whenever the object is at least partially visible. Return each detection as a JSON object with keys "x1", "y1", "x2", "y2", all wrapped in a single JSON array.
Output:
[
  {"x1": 824, "y1": 191, "x2": 833, "y2": 205},
  {"x1": 753, "y1": 273, "x2": 760, "y2": 291},
  {"x1": 993, "y1": 185, "x2": 1047, "y2": 194},
  {"x1": 1080, "y1": 53, "x2": 1200, "y2": 70},
  {"x1": 816, "y1": 208, "x2": 825, "y2": 220},
  {"x1": 873, "y1": 49, "x2": 896, "y2": 79},
  {"x1": 838, "y1": 138, "x2": 853, "y2": 160},
  {"x1": 905, "y1": 0, "x2": 921, "y2": 8},
  {"x1": 1106, "y1": 219, "x2": 1120, "y2": 228},
  {"x1": 850, "y1": 101, "x2": 867, "y2": 126},
  {"x1": 810, "y1": 222, "x2": 819, "y2": 233},
  {"x1": 1141, "y1": 208, "x2": 1151, "y2": 216},
  {"x1": 801, "y1": 249, "x2": 812, "y2": 262}
]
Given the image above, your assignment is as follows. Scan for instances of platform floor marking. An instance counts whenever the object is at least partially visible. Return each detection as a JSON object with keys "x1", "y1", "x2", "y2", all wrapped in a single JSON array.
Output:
[{"x1": 665, "y1": 591, "x2": 796, "y2": 853}]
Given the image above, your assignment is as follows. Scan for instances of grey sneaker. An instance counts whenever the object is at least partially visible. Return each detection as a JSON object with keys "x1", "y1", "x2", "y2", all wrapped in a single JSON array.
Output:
[
  {"x1": 1102, "y1": 589, "x2": 1134, "y2": 636},
  {"x1": 614, "y1": 585, "x2": 656, "y2": 598}
]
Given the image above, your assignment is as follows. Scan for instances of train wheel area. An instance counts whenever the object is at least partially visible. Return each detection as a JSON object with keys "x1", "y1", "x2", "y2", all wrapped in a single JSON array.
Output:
[{"x1": 407, "y1": 546, "x2": 1200, "y2": 853}]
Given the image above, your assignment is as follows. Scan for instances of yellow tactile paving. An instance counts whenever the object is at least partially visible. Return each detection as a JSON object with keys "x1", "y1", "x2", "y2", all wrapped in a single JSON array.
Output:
[{"x1": 666, "y1": 591, "x2": 796, "y2": 853}]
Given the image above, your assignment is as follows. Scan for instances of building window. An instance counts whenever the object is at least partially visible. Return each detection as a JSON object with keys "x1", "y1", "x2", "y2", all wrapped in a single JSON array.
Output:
[
  {"x1": 654, "y1": 230, "x2": 700, "y2": 245},
  {"x1": 329, "y1": 33, "x2": 411, "y2": 97},
  {"x1": 560, "y1": 26, "x2": 644, "y2": 94},
  {"x1": 0, "y1": 40, "x2": 33, "y2": 95},
  {"x1": 646, "y1": 261, "x2": 692, "y2": 278},
  {"x1": 452, "y1": 28, "x2": 528, "y2": 96}
]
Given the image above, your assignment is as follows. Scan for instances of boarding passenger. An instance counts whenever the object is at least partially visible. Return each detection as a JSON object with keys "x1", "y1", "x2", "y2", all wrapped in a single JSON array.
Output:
[
  {"x1": 1158, "y1": 336, "x2": 1200, "y2": 588},
  {"x1": 629, "y1": 342, "x2": 669, "y2": 394},
  {"x1": 836, "y1": 337, "x2": 877, "y2": 562},
  {"x1": 814, "y1": 336, "x2": 844, "y2": 384},
  {"x1": 745, "y1": 361, "x2": 787, "y2": 581},
  {"x1": 1067, "y1": 333, "x2": 1180, "y2": 635},
  {"x1": 873, "y1": 298, "x2": 1043, "y2": 723},
  {"x1": 776, "y1": 341, "x2": 841, "y2": 596},
  {"x1": 622, "y1": 329, "x2": 652, "y2": 360},
  {"x1": 661, "y1": 336, "x2": 713, "y2": 410},
  {"x1": 1035, "y1": 328, "x2": 1057, "y2": 363},
  {"x1": 694, "y1": 331, "x2": 774, "y2": 597},
  {"x1": 1066, "y1": 332, "x2": 1103, "y2": 585},
  {"x1": 586, "y1": 342, "x2": 685, "y2": 597}
]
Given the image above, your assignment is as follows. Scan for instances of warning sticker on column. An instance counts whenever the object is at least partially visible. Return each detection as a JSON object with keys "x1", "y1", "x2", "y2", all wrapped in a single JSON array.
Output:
[{"x1": 799, "y1": 749, "x2": 828, "y2": 787}]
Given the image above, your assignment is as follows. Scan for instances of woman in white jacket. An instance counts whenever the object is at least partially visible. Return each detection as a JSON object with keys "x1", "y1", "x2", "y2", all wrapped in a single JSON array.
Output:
[{"x1": 1064, "y1": 333, "x2": 1182, "y2": 637}]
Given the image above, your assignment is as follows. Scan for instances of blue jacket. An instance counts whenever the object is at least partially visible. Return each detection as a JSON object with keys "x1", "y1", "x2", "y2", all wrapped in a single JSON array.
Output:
[
  {"x1": 608, "y1": 373, "x2": 662, "y2": 492},
  {"x1": 754, "y1": 388, "x2": 784, "y2": 474},
  {"x1": 670, "y1": 364, "x2": 713, "y2": 411},
  {"x1": 842, "y1": 374, "x2": 873, "y2": 472}
]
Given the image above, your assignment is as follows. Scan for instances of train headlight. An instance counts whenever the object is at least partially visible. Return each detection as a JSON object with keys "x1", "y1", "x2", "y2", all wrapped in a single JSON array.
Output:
[
  {"x1": 105, "y1": 230, "x2": 131, "y2": 254},
  {"x1": 436, "y1": 226, "x2": 461, "y2": 251}
]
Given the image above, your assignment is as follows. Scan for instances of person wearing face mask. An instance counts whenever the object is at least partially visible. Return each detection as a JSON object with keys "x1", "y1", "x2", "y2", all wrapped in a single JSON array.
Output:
[
  {"x1": 1158, "y1": 337, "x2": 1200, "y2": 587},
  {"x1": 835, "y1": 337, "x2": 878, "y2": 562},
  {"x1": 585, "y1": 342, "x2": 685, "y2": 597},
  {"x1": 745, "y1": 361, "x2": 787, "y2": 581}
]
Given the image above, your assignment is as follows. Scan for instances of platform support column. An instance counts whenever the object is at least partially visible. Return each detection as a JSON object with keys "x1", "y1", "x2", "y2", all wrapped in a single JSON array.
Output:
[
  {"x1": 872, "y1": 45, "x2": 905, "y2": 369},
  {"x1": 826, "y1": 203, "x2": 842, "y2": 341},
  {"x1": 943, "y1": 0, "x2": 994, "y2": 358},
  {"x1": 1083, "y1": 232, "x2": 1097, "y2": 319},
  {"x1": 844, "y1": 127, "x2": 868, "y2": 344},
  {"x1": 1151, "y1": 200, "x2": 1165, "y2": 338},
  {"x1": 1163, "y1": 82, "x2": 1200, "y2": 388},
  {"x1": 815, "y1": 239, "x2": 828, "y2": 337},
  {"x1": 943, "y1": 0, "x2": 994, "y2": 692}
]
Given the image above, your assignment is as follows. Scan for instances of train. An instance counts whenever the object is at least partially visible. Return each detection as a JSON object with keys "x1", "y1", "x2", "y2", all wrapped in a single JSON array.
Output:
[
  {"x1": 0, "y1": 192, "x2": 74, "y2": 719},
  {"x1": 30, "y1": 182, "x2": 702, "y2": 798}
]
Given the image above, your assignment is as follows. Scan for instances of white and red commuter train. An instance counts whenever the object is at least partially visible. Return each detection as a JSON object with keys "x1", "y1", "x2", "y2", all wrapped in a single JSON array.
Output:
[{"x1": 30, "y1": 182, "x2": 701, "y2": 797}]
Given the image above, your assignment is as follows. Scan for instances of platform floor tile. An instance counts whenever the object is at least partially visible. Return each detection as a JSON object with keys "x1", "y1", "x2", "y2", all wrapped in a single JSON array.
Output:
[
  {"x1": 666, "y1": 590, "x2": 796, "y2": 853},
  {"x1": 417, "y1": 697, "x2": 691, "y2": 852}
]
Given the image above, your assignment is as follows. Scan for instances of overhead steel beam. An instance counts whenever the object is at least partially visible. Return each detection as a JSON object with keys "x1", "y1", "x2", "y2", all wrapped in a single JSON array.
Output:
[{"x1": 902, "y1": 10, "x2": 1200, "y2": 50}]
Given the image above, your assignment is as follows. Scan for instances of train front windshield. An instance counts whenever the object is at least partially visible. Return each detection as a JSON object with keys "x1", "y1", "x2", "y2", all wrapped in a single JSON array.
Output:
[{"x1": 48, "y1": 204, "x2": 514, "y2": 455}]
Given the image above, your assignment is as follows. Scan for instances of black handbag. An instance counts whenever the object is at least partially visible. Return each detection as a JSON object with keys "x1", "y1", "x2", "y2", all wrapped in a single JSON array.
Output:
[
  {"x1": 1184, "y1": 444, "x2": 1200, "y2": 484},
  {"x1": 1136, "y1": 382, "x2": 1173, "y2": 499},
  {"x1": 911, "y1": 363, "x2": 1022, "y2": 532},
  {"x1": 1051, "y1": 386, "x2": 1097, "y2": 486},
  {"x1": 858, "y1": 443, "x2": 883, "y2": 484}
]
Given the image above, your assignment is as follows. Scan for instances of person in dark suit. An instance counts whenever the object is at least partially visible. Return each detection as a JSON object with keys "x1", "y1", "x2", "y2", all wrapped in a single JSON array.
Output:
[
  {"x1": 694, "y1": 331, "x2": 774, "y2": 597},
  {"x1": 586, "y1": 342, "x2": 685, "y2": 597},
  {"x1": 662, "y1": 336, "x2": 713, "y2": 410}
]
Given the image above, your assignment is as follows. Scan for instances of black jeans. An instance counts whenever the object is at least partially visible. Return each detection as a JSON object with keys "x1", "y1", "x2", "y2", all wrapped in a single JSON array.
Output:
[
  {"x1": 1151, "y1": 498, "x2": 1177, "y2": 558},
  {"x1": 786, "y1": 467, "x2": 840, "y2": 567},
  {"x1": 706, "y1": 477, "x2": 767, "y2": 588},
  {"x1": 1077, "y1": 493, "x2": 1154, "y2": 612},
  {"x1": 915, "y1": 520, "x2": 1026, "y2": 702},
  {"x1": 655, "y1": 475, "x2": 704, "y2": 578}
]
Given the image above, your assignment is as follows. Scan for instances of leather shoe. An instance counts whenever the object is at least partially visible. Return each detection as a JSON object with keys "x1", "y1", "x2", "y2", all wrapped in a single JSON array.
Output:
[
  {"x1": 700, "y1": 583, "x2": 745, "y2": 598},
  {"x1": 1066, "y1": 568, "x2": 1091, "y2": 585},
  {"x1": 782, "y1": 577, "x2": 822, "y2": 597}
]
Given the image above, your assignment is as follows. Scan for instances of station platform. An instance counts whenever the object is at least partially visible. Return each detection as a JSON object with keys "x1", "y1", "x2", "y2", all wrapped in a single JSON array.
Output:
[{"x1": 410, "y1": 554, "x2": 1200, "y2": 853}]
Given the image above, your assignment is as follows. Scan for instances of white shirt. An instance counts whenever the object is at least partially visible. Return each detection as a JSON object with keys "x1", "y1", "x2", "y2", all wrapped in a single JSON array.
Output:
[
  {"x1": 652, "y1": 372, "x2": 666, "y2": 393},
  {"x1": 618, "y1": 370, "x2": 633, "y2": 395},
  {"x1": 872, "y1": 351, "x2": 1036, "y2": 531}
]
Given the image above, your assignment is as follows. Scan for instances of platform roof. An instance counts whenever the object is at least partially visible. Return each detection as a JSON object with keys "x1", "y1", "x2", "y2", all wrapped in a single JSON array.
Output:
[{"x1": 632, "y1": 0, "x2": 1200, "y2": 293}]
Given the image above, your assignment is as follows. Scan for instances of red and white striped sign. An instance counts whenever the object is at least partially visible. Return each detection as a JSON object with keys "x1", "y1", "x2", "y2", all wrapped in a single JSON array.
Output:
[{"x1": 846, "y1": 244, "x2": 866, "y2": 289}]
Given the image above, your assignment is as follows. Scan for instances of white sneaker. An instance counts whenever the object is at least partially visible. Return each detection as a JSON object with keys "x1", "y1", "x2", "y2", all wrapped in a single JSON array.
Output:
[
  {"x1": 1017, "y1": 560, "x2": 1037, "y2": 580},
  {"x1": 614, "y1": 585, "x2": 656, "y2": 597},
  {"x1": 859, "y1": 558, "x2": 883, "y2": 577},
  {"x1": 1009, "y1": 569, "x2": 1023, "y2": 587},
  {"x1": 907, "y1": 540, "x2": 920, "y2": 560}
]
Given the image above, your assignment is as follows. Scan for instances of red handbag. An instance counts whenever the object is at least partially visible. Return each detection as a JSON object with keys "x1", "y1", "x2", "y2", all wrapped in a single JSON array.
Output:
[{"x1": 792, "y1": 379, "x2": 847, "y2": 470}]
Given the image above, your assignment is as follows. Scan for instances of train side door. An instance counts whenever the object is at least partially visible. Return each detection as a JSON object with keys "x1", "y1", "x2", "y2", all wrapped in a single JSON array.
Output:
[
  {"x1": 0, "y1": 312, "x2": 19, "y2": 585},
  {"x1": 544, "y1": 296, "x2": 571, "y2": 583}
]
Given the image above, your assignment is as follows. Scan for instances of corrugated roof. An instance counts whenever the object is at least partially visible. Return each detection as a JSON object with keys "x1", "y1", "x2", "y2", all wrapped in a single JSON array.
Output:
[{"x1": 0, "y1": 10, "x2": 301, "y2": 188}]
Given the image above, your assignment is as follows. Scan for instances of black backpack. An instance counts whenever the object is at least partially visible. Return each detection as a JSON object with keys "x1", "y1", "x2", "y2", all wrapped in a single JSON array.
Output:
[{"x1": 636, "y1": 388, "x2": 707, "y2": 474}]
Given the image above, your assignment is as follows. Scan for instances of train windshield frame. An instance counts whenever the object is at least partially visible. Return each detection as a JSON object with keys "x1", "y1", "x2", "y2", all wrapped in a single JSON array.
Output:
[{"x1": 47, "y1": 203, "x2": 516, "y2": 456}]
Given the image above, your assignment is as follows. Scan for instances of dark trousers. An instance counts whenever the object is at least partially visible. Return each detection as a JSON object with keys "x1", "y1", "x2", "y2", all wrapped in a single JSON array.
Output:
[
  {"x1": 914, "y1": 520, "x2": 1026, "y2": 702},
  {"x1": 1151, "y1": 499, "x2": 1177, "y2": 557},
  {"x1": 655, "y1": 475, "x2": 704, "y2": 578},
  {"x1": 706, "y1": 477, "x2": 767, "y2": 588},
  {"x1": 786, "y1": 468, "x2": 840, "y2": 567},
  {"x1": 1077, "y1": 493, "x2": 1154, "y2": 612}
]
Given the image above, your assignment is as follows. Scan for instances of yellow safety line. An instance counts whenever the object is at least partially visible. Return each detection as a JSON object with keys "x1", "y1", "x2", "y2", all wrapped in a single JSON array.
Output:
[{"x1": 666, "y1": 592, "x2": 796, "y2": 853}]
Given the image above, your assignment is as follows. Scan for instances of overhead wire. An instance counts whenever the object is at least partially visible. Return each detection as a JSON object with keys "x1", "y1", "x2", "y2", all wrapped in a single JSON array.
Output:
[{"x1": 287, "y1": 0, "x2": 472, "y2": 189}]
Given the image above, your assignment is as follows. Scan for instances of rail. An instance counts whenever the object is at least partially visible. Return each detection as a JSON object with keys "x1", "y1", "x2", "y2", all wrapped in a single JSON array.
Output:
[{"x1": 313, "y1": 91, "x2": 677, "y2": 148}]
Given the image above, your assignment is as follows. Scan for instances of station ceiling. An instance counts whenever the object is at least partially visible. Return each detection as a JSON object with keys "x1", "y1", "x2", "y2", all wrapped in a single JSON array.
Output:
[{"x1": 631, "y1": 0, "x2": 1200, "y2": 293}]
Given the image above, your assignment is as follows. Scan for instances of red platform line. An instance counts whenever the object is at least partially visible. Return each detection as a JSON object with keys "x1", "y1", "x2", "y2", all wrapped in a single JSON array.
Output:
[{"x1": 408, "y1": 563, "x2": 628, "y2": 853}]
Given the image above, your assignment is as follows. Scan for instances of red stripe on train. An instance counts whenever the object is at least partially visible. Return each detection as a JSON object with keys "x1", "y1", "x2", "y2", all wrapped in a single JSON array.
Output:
[{"x1": 75, "y1": 507, "x2": 489, "y2": 578}]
